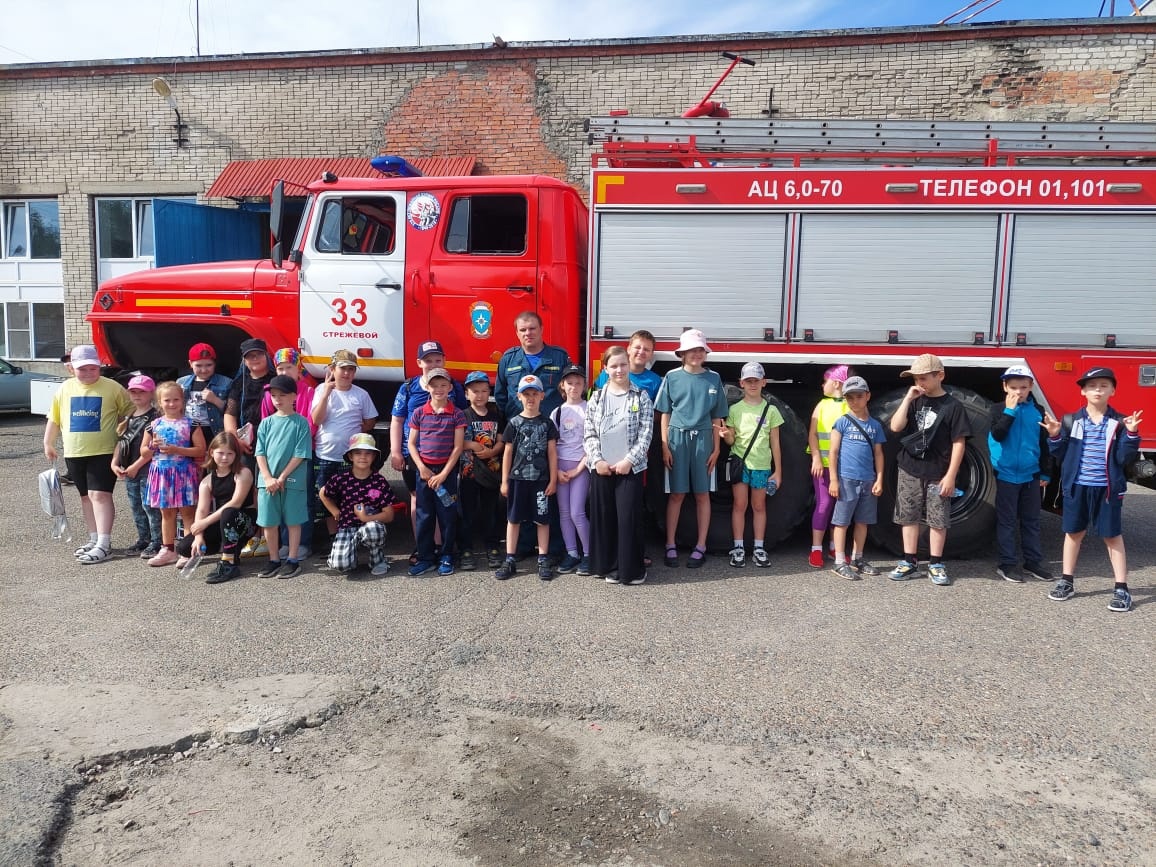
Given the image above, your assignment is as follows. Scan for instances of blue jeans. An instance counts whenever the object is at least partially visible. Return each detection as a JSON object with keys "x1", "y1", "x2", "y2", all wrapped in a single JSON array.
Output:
[
  {"x1": 414, "y1": 464, "x2": 458, "y2": 563},
  {"x1": 124, "y1": 474, "x2": 161, "y2": 546},
  {"x1": 995, "y1": 479, "x2": 1043, "y2": 567}
]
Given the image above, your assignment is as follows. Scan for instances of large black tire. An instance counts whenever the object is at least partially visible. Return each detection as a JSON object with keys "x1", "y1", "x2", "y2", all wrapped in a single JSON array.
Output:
[
  {"x1": 648, "y1": 387, "x2": 812, "y2": 553},
  {"x1": 868, "y1": 386, "x2": 997, "y2": 559}
]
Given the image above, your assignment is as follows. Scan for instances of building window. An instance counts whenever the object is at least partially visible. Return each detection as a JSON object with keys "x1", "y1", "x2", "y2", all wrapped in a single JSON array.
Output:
[
  {"x1": 444, "y1": 195, "x2": 527, "y2": 255},
  {"x1": 0, "y1": 301, "x2": 65, "y2": 360},
  {"x1": 96, "y1": 198, "x2": 157, "y2": 259},
  {"x1": 2, "y1": 200, "x2": 61, "y2": 260},
  {"x1": 315, "y1": 197, "x2": 396, "y2": 255}
]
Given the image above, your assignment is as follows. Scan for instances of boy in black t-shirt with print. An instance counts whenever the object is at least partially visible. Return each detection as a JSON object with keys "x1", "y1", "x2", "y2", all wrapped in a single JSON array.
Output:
[
  {"x1": 887, "y1": 354, "x2": 972, "y2": 587},
  {"x1": 495, "y1": 375, "x2": 558, "y2": 582},
  {"x1": 319, "y1": 433, "x2": 399, "y2": 576},
  {"x1": 459, "y1": 371, "x2": 506, "y2": 571}
]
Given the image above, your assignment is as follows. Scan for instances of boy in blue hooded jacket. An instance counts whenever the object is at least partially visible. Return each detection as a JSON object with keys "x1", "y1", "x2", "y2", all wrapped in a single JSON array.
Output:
[{"x1": 988, "y1": 365, "x2": 1053, "y2": 584}]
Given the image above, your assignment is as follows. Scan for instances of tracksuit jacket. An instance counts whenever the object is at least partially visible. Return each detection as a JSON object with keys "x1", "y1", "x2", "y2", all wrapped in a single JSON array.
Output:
[
  {"x1": 988, "y1": 396, "x2": 1051, "y2": 484},
  {"x1": 1048, "y1": 406, "x2": 1140, "y2": 501}
]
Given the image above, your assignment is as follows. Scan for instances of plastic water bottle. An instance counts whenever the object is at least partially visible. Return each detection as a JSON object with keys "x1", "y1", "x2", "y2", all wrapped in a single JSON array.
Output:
[
  {"x1": 179, "y1": 544, "x2": 206, "y2": 579},
  {"x1": 436, "y1": 485, "x2": 457, "y2": 507}
]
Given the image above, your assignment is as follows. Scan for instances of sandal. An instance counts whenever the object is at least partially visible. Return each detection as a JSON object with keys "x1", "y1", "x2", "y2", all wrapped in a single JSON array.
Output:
[
  {"x1": 74, "y1": 541, "x2": 96, "y2": 557},
  {"x1": 686, "y1": 546, "x2": 707, "y2": 569},
  {"x1": 77, "y1": 546, "x2": 110, "y2": 565},
  {"x1": 663, "y1": 546, "x2": 679, "y2": 568}
]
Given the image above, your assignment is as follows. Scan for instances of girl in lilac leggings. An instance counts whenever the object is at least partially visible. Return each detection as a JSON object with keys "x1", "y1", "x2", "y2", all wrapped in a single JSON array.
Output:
[
  {"x1": 553, "y1": 366, "x2": 591, "y2": 574},
  {"x1": 807, "y1": 365, "x2": 849, "y2": 568}
]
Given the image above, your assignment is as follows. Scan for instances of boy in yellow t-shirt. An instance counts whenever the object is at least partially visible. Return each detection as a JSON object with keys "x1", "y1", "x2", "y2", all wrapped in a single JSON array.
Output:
[{"x1": 43, "y1": 344, "x2": 132, "y2": 565}]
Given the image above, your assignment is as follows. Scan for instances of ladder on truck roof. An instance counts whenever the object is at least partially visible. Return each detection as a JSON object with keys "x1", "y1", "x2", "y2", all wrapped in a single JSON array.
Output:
[{"x1": 585, "y1": 116, "x2": 1156, "y2": 167}]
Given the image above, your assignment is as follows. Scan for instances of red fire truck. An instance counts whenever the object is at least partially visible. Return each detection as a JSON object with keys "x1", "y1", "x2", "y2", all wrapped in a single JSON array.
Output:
[{"x1": 89, "y1": 116, "x2": 1156, "y2": 555}]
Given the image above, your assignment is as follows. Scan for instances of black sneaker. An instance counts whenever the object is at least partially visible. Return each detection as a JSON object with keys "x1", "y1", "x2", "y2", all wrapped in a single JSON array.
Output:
[
  {"x1": 996, "y1": 564, "x2": 1025, "y2": 583},
  {"x1": 206, "y1": 561, "x2": 241, "y2": 584},
  {"x1": 537, "y1": 557, "x2": 554, "y2": 581},
  {"x1": 277, "y1": 560, "x2": 301, "y2": 579},
  {"x1": 494, "y1": 558, "x2": 517, "y2": 580},
  {"x1": 556, "y1": 554, "x2": 581, "y2": 573},
  {"x1": 125, "y1": 540, "x2": 150, "y2": 555},
  {"x1": 487, "y1": 548, "x2": 503, "y2": 569},
  {"x1": 1048, "y1": 580, "x2": 1075, "y2": 602},
  {"x1": 257, "y1": 560, "x2": 283, "y2": 578},
  {"x1": 459, "y1": 550, "x2": 475, "y2": 571},
  {"x1": 1023, "y1": 562, "x2": 1054, "y2": 582}
]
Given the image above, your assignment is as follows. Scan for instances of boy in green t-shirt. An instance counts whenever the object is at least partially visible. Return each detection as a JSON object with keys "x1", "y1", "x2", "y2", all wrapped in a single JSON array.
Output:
[{"x1": 721, "y1": 362, "x2": 783, "y2": 568}]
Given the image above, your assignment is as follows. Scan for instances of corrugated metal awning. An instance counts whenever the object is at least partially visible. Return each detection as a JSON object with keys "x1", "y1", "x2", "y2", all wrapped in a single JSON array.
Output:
[{"x1": 206, "y1": 156, "x2": 477, "y2": 198}]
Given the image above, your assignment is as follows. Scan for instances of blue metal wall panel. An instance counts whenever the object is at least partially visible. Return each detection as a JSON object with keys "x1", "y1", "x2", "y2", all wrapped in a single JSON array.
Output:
[{"x1": 153, "y1": 199, "x2": 266, "y2": 267}]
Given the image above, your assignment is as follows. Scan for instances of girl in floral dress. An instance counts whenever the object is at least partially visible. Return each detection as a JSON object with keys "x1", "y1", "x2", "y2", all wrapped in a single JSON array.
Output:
[{"x1": 143, "y1": 382, "x2": 206, "y2": 566}]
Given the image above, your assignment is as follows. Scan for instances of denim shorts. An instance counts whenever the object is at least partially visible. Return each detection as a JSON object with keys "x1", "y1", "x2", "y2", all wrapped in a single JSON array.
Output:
[{"x1": 832, "y1": 477, "x2": 878, "y2": 527}]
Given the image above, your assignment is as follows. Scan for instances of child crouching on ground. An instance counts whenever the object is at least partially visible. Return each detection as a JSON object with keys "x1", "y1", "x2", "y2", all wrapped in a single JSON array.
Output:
[
  {"x1": 319, "y1": 432, "x2": 399, "y2": 576},
  {"x1": 827, "y1": 376, "x2": 887, "y2": 580},
  {"x1": 177, "y1": 431, "x2": 256, "y2": 584}
]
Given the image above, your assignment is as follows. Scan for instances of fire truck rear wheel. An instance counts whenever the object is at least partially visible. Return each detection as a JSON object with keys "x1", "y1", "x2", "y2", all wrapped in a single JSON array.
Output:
[
  {"x1": 868, "y1": 385, "x2": 997, "y2": 560},
  {"x1": 647, "y1": 388, "x2": 812, "y2": 554}
]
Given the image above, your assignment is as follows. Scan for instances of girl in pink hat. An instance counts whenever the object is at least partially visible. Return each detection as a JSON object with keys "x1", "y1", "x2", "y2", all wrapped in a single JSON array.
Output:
[{"x1": 807, "y1": 365, "x2": 849, "y2": 568}]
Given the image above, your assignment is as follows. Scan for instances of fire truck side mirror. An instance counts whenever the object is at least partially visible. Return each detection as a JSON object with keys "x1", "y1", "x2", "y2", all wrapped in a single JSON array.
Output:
[
  {"x1": 271, "y1": 241, "x2": 283, "y2": 270},
  {"x1": 270, "y1": 179, "x2": 285, "y2": 268}
]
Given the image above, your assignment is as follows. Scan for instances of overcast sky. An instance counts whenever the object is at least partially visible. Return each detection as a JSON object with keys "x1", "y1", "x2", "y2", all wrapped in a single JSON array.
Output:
[{"x1": 0, "y1": 0, "x2": 1120, "y2": 65}]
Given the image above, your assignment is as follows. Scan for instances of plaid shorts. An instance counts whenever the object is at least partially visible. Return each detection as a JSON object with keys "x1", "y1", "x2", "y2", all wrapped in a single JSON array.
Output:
[{"x1": 326, "y1": 521, "x2": 388, "y2": 571}]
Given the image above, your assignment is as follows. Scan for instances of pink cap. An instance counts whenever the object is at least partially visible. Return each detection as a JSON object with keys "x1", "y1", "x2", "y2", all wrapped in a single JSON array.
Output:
[
  {"x1": 824, "y1": 365, "x2": 850, "y2": 383},
  {"x1": 127, "y1": 374, "x2": 156, "y2": 392}
]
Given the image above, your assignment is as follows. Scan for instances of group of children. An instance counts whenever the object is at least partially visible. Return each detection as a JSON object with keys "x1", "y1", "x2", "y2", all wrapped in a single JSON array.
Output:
[{"x1": 45, "y1": 328, "x2": 1143, "y2": 611}]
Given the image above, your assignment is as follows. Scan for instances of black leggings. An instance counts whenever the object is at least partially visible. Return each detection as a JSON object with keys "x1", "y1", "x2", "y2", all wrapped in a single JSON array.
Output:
[{"x1": 176, "y1": 507, "x2": 255, "y2": 557}]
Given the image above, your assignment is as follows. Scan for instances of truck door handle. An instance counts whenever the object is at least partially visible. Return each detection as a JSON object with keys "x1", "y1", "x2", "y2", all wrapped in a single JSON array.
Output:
[
  {"x1": 376, "y1": 280, "x2": 402, "y2": 291},
  {"x1": 507, "y1": 284, "x2": 534, "y2": 293}
]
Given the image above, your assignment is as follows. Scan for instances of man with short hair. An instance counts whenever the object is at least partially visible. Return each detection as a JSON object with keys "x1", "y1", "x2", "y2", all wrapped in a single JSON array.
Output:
[{"x1": 494, "y1": 311, "x2": 570, "y2": 420}]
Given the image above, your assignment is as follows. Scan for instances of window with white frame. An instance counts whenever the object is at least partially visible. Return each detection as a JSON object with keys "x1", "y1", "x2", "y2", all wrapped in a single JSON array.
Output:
[
  {"x1": 96, "y1": 198, "x2": 155, "y2": 259},
  {"x1": 0, "y1": 199, "x2": 64, "y2": 360}
]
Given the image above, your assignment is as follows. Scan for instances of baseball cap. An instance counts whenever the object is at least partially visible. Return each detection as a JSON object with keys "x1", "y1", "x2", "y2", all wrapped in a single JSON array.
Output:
[
  {"x1": 417, "y1": 340, "x2": 444, "y2": 360},
  {"x1": 841, "y1": 375, "x2": 870, "y2": 394},
  {"x1": 463, "y1": 370, "x2": 491, "y2": 388},
  {"x1": 188, "y1": 342, "x2": 216, "y2": 362},
  {"x1": 517, "y1": 374, "x2": 544, "y2": 393},
  {"x1": 265, "y1": 374, "x2": 298, "y2": 394},
  {"x1": 740, "y1": 362, "x2": 765, "y2": 381},
  {"x1": 560, "y1": 363, "x2": 586, "y2": 380},
  {"x1": 1077, "y1": 366, "x2": 1117, "y2": 387},
  {"x1": 239, "y1": 338, "x2": 267, "y2": 357},
  {"x1": 1001, "y1": 364, "x2": 1034, "y2": 381},
  {"x1": 344, "y1": 432, "x2": 380, "y2": 457},
  {"x1": 423, "y1": 367, "x2": 452, "y2": 385},
  {"x1": 70, "y1": 345, "x2": 101, "y2": 368},
  {"x1": 331, "y1": 349, "x2": 359, "y2": 368},
  {"x1": 126, "y1": 374, "x2": 156, "y2": 392},
  {"x1": 900, "y1": 353, "x2": 945, "y2": 378},
  {"x1": 274, "y1": 348, "x2": 300, "y2": 368}
]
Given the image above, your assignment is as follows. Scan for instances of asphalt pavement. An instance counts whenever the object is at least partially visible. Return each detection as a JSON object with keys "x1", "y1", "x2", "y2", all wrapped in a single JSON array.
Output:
[{"x1": 1, "y1": 412, "x2": 1153, "y2": 865}]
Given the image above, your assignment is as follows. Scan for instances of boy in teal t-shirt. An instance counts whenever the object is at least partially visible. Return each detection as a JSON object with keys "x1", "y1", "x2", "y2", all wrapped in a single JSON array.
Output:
[{"x1": 721, "y1": 362, "x2": 783, "y2": 568}]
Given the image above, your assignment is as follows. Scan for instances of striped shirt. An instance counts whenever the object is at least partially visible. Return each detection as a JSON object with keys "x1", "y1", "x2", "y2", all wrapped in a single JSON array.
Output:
[
  {"x1": 409, "y1": 402, "x2": 466, "y2": 465},
  {"x1": 1075, "y1": 416, "x2": 1109, "y2": 486}
]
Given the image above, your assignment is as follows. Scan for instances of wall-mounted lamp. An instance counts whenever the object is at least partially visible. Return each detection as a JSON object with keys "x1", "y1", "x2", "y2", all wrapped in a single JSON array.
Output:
[{"x1": 152, "y1": 77, "x2": 188, "y2": 148}]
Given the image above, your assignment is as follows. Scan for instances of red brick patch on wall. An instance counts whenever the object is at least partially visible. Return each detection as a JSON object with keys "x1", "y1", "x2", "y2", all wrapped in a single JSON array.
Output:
[
  {"x1": 383, "y1": 62, "x2": 568, "y2": 178},
  {"x1": 981, "y1": 70, "x2": 1121, "y2": 105}
]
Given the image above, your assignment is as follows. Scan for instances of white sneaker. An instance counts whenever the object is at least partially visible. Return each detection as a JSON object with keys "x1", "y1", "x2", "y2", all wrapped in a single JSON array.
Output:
[
  {"x1": 241, "y1": 538, "x2": 268, "y2": 559},
  {"x1": 752, "y1": 548, "x2": 770, "y2": 568},
  {"x1": 371, "y1": 561, "x2": 390, "y2": 576},
  {"x1": 729, "y1": 546, "x2": 745, "y2": 567}
]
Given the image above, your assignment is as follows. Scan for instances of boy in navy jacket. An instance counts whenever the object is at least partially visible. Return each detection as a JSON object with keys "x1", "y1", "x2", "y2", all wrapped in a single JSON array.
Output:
[
  {"x1": 1042, "y1": 366, "x2": 1142, "y2": 612},
  {"x1": 988, "y1": 365, "x2": 1053, "y2": 583}
]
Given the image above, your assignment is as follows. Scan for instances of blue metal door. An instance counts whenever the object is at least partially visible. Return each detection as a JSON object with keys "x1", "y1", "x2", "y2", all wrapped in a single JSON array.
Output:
[{"x1": 153, "y1": 199, "x2": 266, "y2": 267}]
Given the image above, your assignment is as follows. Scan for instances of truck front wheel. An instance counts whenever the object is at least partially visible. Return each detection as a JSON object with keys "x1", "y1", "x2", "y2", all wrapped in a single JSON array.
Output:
[{"x1": 868, "y1": 386, "x2": 997, "y2": 559}]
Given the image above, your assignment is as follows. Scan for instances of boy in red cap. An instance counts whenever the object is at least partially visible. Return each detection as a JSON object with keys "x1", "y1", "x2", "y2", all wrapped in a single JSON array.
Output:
[{"x1": 178, "y1": 342, "x2": 231, "y2": 438}]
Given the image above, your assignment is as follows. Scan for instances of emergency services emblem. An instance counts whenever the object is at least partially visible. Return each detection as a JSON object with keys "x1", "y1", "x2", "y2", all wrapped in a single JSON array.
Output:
[
  {"x1": 407, "y1": 192, "x2": 441, "y2": 231},
  {"x1": 470, "y1": 301, "x2": 493, "y2": 339}
]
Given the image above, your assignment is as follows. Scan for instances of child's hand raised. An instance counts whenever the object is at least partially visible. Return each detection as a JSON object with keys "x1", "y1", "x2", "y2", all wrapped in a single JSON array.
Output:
[
  {"x1": 1124, "y1": 409, "x2": 1143, "y2": 433},
  {"x1": 1039, "y1": 412, "x2": 1062, "y2": 438},
  {"x1": 905, "y1": 385, "x2": 925, "y2": 402}
]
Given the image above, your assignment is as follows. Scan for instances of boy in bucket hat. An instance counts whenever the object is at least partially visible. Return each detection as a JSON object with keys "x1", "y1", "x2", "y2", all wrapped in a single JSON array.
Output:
[
  {"x1": 887, "y1": 353, "x2": 972, "y2": 586},
  {"x1": 988, "y1": 365, "x2": 1054, "y2": 584},
  {"x1": 319, "y1": 432, "x2": 400, "y2": 576},
  {"x1": 1042, "y1": 367, "x2": 1142, "y2": 612},
  {"x1": 655, "y1": 329, "x2": 730, "y2": 570}
]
